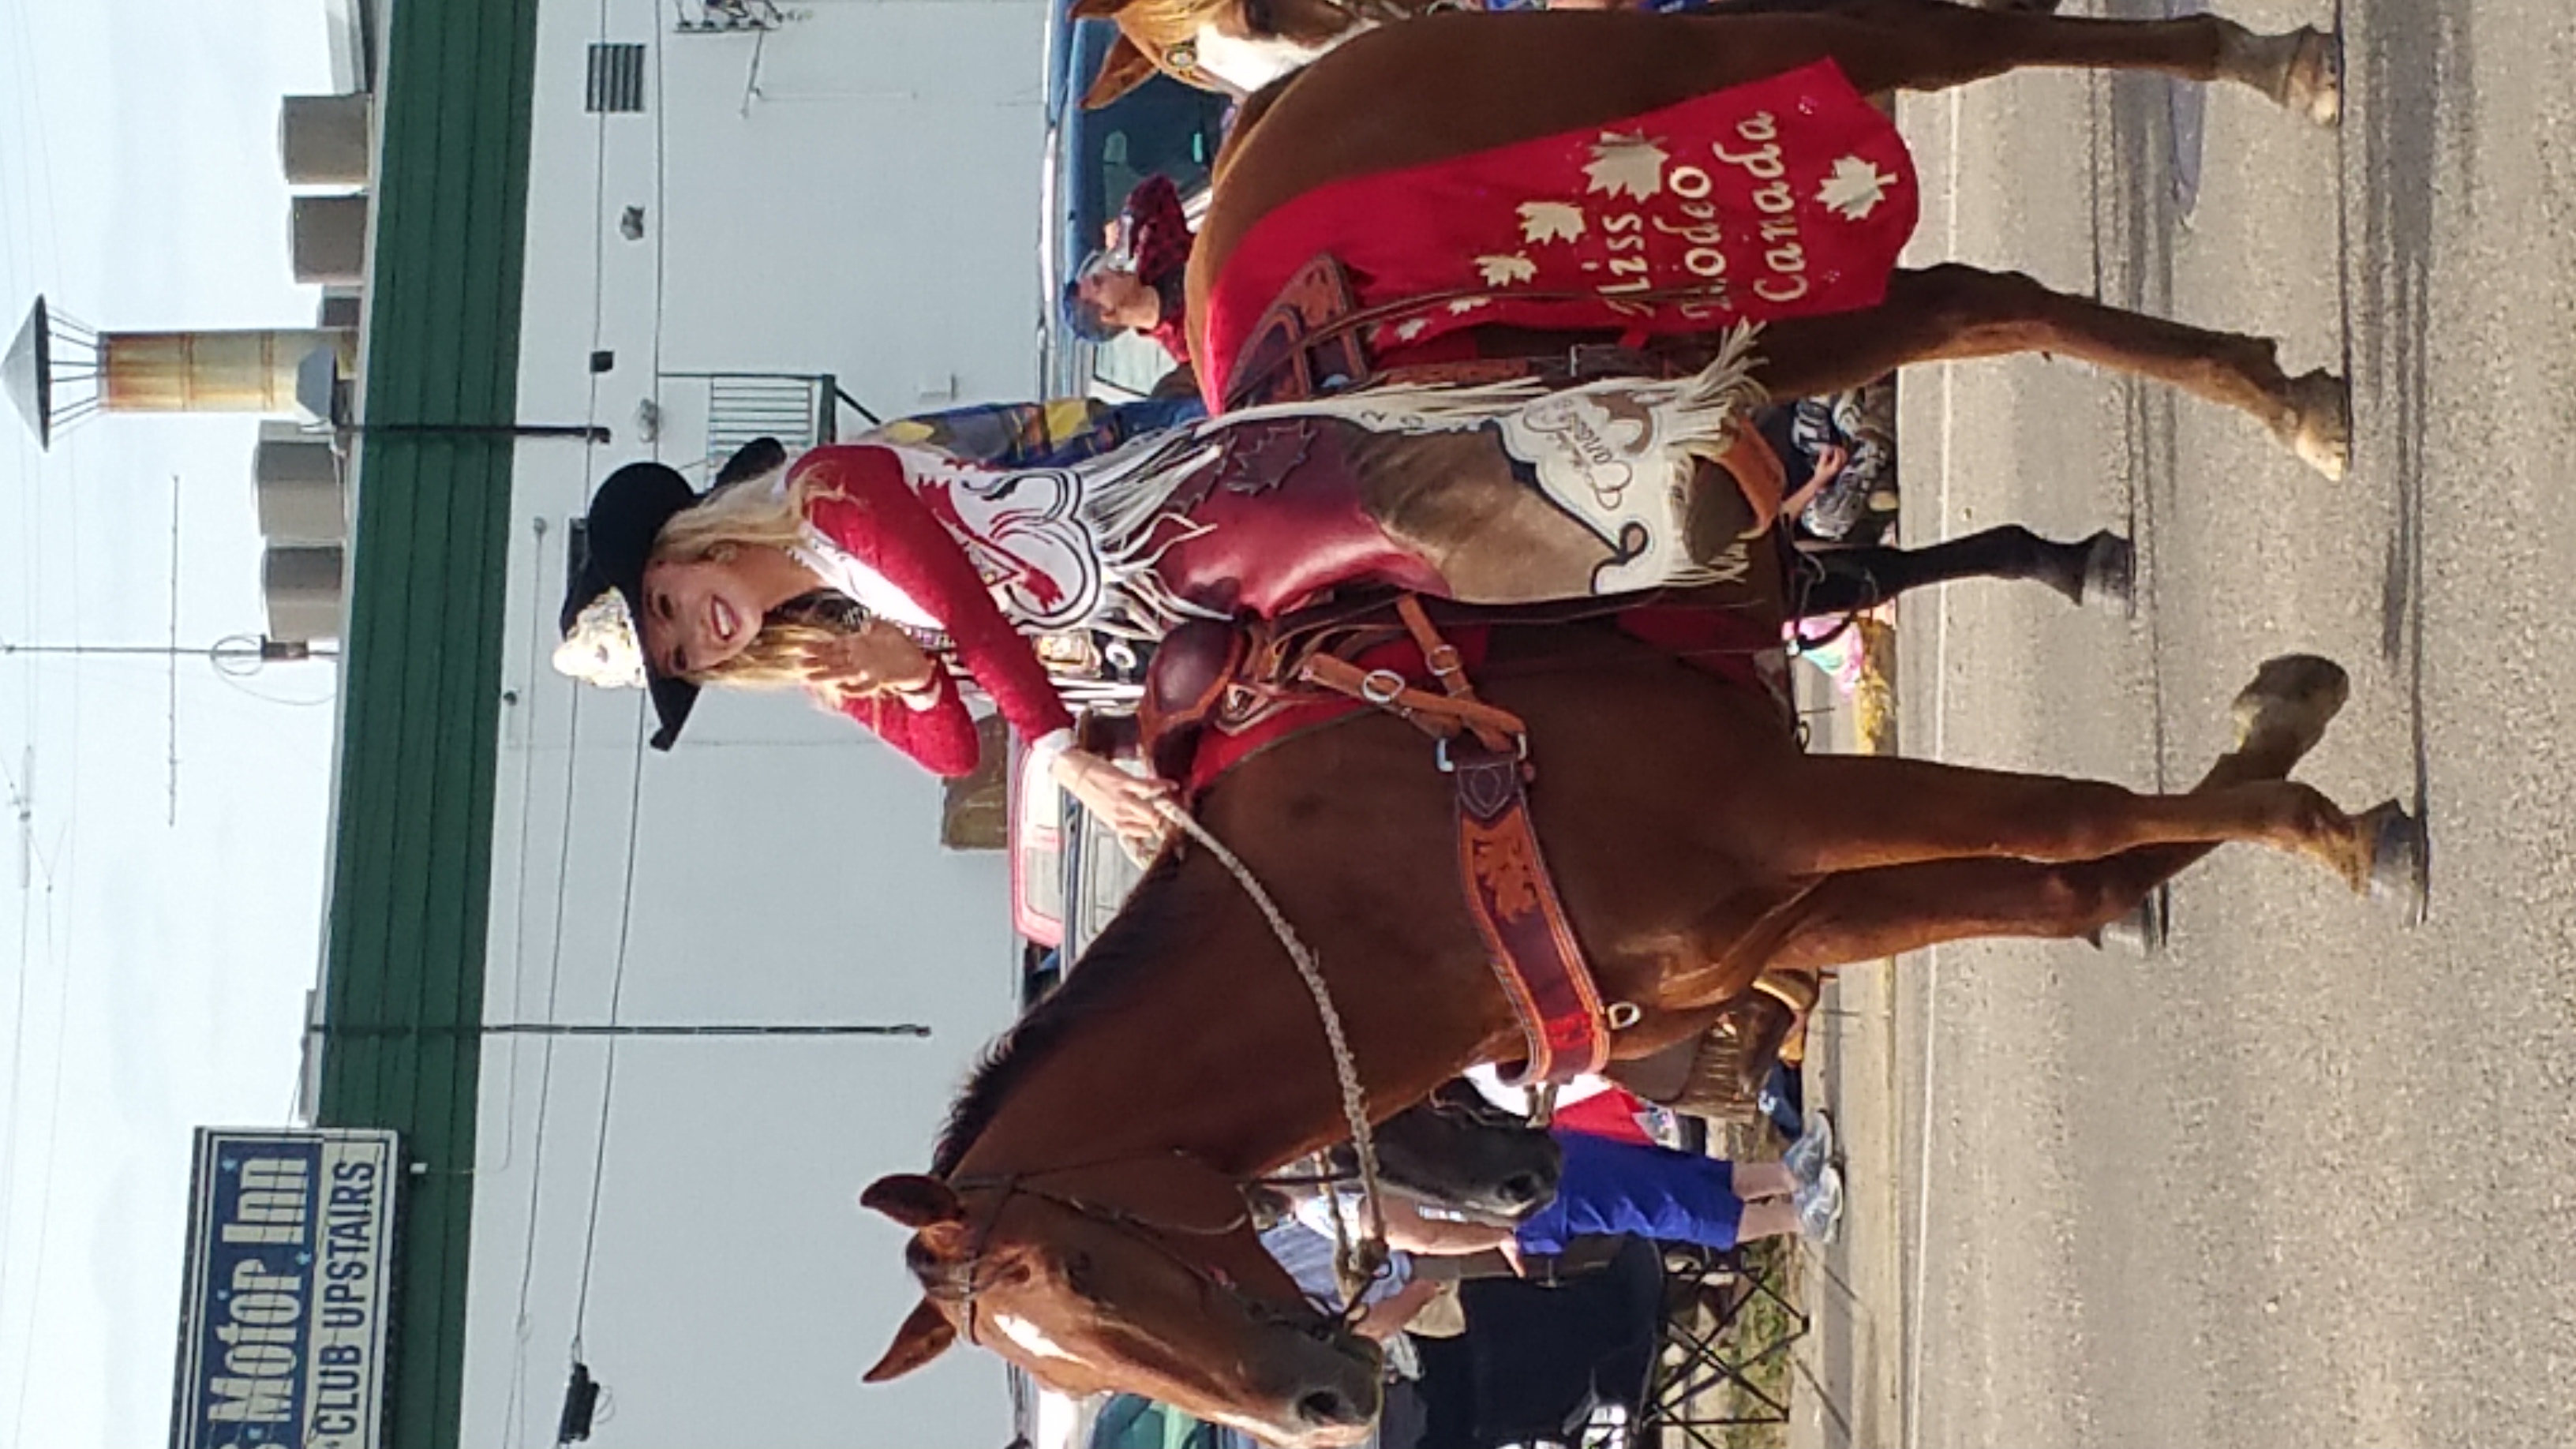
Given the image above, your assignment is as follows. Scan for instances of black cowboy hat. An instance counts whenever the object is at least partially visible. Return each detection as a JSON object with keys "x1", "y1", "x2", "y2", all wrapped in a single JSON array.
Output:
[{"x1": 560, "y1": 460, "x2": 706, "y2": 751}]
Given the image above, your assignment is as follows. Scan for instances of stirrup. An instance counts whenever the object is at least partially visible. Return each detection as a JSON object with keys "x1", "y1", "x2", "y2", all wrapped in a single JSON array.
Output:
[{"x1": 1749, "y1": 967, "x2": 1821, "y2": 1017}]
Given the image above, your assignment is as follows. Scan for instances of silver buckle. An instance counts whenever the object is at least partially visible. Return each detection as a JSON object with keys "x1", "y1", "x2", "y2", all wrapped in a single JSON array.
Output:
[{"x1": 1435, "y1": 734, "x2": 1528, "y2": 772}]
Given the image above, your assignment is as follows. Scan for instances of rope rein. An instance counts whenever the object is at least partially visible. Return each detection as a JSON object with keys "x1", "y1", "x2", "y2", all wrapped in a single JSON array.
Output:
[{"x1": 1152, "y1": 799, "x2": 1392, "y2": 1302}]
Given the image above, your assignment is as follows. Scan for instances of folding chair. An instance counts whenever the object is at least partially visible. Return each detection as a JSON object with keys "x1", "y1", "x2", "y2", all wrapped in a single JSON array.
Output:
[{"x1": 1632, "y1": 1241, "x2": 1810, "y2": 1447}]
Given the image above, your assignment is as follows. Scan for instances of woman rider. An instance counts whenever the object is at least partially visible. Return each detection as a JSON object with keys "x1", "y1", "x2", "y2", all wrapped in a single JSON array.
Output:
[{"x1": 555, "y1": 343, "x2": 1777, "y2": 856}]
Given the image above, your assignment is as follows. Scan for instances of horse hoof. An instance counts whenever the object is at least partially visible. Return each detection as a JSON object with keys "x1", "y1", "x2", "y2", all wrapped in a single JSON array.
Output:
[
  {"x1": 2089, "y1": 884, "x2": 2170, "y2": 958},
  {"x1": 2078, "y1": 531, "x2": 2135, "y2": 616},
  {"x1": 2282, "y1": 26, "x2": 2342, "y2": 128},
  {"x1": 2282, "y1": 369, "x2": 2351, "y2": 479},
  {"x1": 2230, "y1": 653, "x2": 2351, "y2": 760},
  {"x1": 2358, "y1": 800, "x2": 2429, "y2": 925}
]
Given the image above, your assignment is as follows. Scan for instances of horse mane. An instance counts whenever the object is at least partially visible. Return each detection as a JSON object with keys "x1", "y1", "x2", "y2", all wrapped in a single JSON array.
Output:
[
  {"x1": 1109, "y1": 0, "x2": 1355, "y2": 49},
  {"x1": 931, "y1": 848, "x2": 1215, "y2": 1176},
  {"x1": 1102, "y1": 0, "x2": 1222, "y2": 47}
]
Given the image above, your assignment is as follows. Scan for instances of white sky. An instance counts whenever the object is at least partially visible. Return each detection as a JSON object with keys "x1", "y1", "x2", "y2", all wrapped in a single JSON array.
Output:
[{"x1": 0, "y1": 3, "x2": 340, "y2": 1446}]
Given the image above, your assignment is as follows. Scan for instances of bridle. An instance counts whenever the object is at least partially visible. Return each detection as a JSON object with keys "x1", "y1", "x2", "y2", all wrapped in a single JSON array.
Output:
[{"x1": 935, "y1": 1157, "x2": 1368, "y2": 1353}]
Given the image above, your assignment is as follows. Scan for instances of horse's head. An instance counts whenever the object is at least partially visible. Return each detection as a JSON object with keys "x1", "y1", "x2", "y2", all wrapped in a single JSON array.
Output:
[
  {"x1": 861, "y1": 1161, "x2": 1386, "y2": 1447},
  {"x1": 1071, "y1": 0, "x2": 1380, "y2": 107},
  {"x1": 1339, "y1": 1079, "x2": 1562, "y2": 1224}
]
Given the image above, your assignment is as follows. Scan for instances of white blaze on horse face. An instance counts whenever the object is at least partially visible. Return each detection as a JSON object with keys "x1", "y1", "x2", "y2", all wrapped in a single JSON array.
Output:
[
  {"x1": 1186, "y1": 18, "x2": 1356, "y2": 92},
  {"x1": 991, "y1": 1310, "x2": 1078, "y2": 1365}
]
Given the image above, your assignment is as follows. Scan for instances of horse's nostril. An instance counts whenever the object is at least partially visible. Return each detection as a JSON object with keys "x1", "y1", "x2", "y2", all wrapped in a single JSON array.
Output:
[
  {"x1": 1296, "y1": 1387, "x2": 1367, "y2": 1428},
  {"x1": 1500, "y1": 1172, "x2": 1549, "y2": 1207}
]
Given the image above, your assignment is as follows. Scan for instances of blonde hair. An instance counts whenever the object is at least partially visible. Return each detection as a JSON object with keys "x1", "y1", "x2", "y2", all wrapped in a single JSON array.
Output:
[
  {"x1": 691, "y1": 620, "x2": 844, "y2": 692},
  {"x1": 650, "y1": 469, "x2": 823, "y2": 564}
]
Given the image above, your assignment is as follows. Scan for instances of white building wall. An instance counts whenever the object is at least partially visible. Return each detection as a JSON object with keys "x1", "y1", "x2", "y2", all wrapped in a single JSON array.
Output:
[{"x1": 460, "y1": 2, "x2": 1050, "y2": 1444}]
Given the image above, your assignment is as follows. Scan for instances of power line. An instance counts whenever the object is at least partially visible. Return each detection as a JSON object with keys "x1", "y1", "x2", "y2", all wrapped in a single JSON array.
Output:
[
  {"x1": 166, "y1": 476, "x2": 179, "y2": 826},
  {"x1": 569, "y1": 696, "x2": 651, "y2": 1359},
  {"x1": 499, "y1": 682, "x2": 584, "y2": 1449},
  {"x1": 4, "y1": 880, "x2": 69, "y2": 1449}
]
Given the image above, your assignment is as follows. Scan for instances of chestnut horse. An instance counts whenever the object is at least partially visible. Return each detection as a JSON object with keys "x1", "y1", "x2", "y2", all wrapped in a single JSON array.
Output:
[
  {"x1": 1182, "y1": 4, "x2": 2349, "y2": 477},
  {"x1": 855, "y1": 13, "x2": 2376, "y2": 1439},
  {"x1": 859, "y1": 631, "x2": 2420, "y2": 1444},
  {"x1": 1076, "y1": 0, "x2": 2055, "y2": 105},
  {"x1": 1079, "y1": 0, "x2": 1657, "y2": 103}
]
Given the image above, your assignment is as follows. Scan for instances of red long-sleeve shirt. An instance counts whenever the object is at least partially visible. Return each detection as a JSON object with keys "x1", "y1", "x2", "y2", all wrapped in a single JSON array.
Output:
[{"x1": 789, "y1": 447, "x2": 1078, "y2": 777}]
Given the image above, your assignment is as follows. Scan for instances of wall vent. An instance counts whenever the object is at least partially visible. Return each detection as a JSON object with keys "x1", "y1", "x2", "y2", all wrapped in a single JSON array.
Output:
[{"x1": 586, "y1": 44, "x2": 646, "y2": 114}]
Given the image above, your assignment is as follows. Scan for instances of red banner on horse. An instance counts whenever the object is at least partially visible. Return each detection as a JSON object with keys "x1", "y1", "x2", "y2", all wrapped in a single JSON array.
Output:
[{"x1": 1201, "y1": 60, "x2": 1919, "y2": 407}]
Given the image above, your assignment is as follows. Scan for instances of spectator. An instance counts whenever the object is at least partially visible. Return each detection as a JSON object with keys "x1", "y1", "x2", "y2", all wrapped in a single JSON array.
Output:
[
  {"x1": 1064, "y1": 174, "x2": 1195, "y2": 365},
  {"x1": 1286, "y1": 1110, "x2": 1844, "y2": 1277}
]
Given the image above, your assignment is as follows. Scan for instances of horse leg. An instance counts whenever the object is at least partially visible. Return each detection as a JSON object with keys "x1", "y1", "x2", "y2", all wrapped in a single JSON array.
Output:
[
  {"x1": 1797, "y1": 0, "x2": 2339, "y2": 123},
  {"x1": 1792, "y1": 526, "x2": 2131, "y2": 616},
  {"x1": 1750, "y1": 754, "x2": 2400, "y2": 886},
  {"x1": 1750, "y1": 264, "x2": 2350, "y2": 477},
  {"x1": 1760, "y1": 657, "x2": 2424, "y2": 967},
  {"x1": 1732, "y1": 655, "x2": 2412, "y2": 890}
]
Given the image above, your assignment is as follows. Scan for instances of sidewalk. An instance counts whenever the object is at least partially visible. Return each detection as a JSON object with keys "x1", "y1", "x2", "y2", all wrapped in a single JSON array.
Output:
[{"x1": 1785, "y1": 623, "x2": 1910, "y2": 1449}]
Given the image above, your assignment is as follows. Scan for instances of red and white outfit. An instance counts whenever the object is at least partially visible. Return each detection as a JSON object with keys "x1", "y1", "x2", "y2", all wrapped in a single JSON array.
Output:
[
  {"x1": 782, "y1": 447, "x2": 1088, "y2": 778},
  {"x1": 777, "y1": 321, "x2": 1777, "y2": 776}
]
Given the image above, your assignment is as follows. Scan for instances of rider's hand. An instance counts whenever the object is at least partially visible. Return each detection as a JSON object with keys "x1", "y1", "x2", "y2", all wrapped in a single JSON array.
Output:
[
  {"x1": 1050, "y1": 747, "x2": 1178, "y2": 864},
  {"x1": 797, "y1": 623, "x2": 940, "y2": 706}
]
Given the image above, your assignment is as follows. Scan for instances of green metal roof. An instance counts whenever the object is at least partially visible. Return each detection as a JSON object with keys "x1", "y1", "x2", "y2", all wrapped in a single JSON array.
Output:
[{"x1": 311, "y1": 0, "x2": 537, "y2": 1442}]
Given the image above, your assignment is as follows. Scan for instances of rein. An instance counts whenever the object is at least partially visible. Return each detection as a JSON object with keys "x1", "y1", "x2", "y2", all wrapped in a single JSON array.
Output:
[{"x1": 1151, "y1": 801, "x2": 1395, "y2": 1300}]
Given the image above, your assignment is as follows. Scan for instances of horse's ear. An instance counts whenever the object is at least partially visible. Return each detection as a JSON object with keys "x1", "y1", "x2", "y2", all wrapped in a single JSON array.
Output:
[
  {"x1": 1083, "y1": 36, "x2": 1161, "y2": 109},
  {"x1": 861, "y1": 1174, "x2": 964, "y2": 1229},
  {"x1": 1069, "y1": 0, "x2": 1127, "y2": 18},
  {"x1": 862, "y1": 1297, "x2": 957, "y2": 1383}
]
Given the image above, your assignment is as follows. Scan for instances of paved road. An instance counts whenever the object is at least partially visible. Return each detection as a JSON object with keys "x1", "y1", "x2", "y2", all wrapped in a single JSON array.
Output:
[{"x1": 1800, "y1": 1, "x2": 2576, "y2": 1445}]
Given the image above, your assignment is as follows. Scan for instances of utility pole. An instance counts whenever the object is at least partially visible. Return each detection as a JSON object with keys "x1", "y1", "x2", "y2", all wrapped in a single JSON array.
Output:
[{"x1": 1, "y1": 636, "x2": 335, "y2": 826}]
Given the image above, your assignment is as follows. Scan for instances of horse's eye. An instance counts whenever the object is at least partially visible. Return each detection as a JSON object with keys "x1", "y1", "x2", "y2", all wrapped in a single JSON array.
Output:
[{"x1": 1063, "y1": 1251, "x2": 1099, "y2": 1299}]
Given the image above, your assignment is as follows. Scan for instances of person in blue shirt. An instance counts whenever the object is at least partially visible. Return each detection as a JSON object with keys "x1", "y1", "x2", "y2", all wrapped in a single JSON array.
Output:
[
  {"x1": 1510, "y1": 1121, "x2": 1843, "y2": 1261},
  {"x1": 1279, "y1": 1112, "x2": 1845, "y2": 1277}
]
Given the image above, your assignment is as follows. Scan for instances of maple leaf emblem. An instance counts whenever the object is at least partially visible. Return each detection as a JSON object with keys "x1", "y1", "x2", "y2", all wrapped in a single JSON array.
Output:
[
  {"x1": 1447, "y1": 297, "x2": 1492, "y2": 315},
  {"x1": 1518, "y1": 200, "x2": 1586, "y2": 245},
  {"x1": 1392, "y1": 316, "x2": 1431, "y2": 343},
  {"x1": 1818, "y1": 155, "x2": 1897, "y2": 222},
  {"x1": 1466, "y1": 820, "x2": 1542, "y2": 919},
  {"x1": 1476, "y1": 253, "x2": 1538, "y2": 288},
  {"x1": 1583, "y1": 133, "x2": 1666, "y2": 201}
]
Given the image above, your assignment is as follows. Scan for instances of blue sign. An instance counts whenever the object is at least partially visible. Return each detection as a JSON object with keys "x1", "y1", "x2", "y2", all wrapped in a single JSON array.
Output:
[{"x1": 168, "y1": 1129, "x2": 401, "y2": 1449}]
